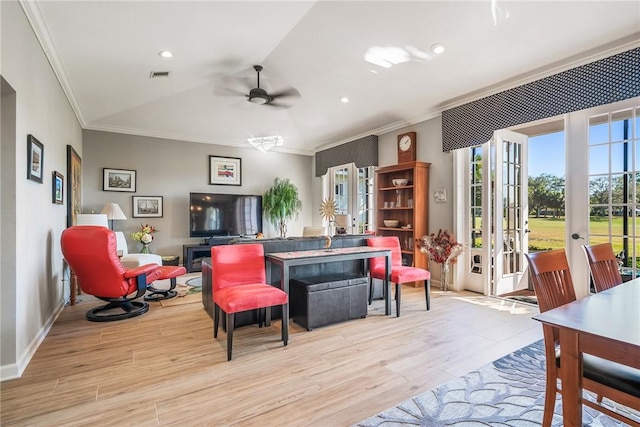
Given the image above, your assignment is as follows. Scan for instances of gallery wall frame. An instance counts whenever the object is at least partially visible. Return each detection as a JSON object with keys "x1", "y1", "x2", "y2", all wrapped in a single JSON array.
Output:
[
  {"x1": 132, "y1": 196, "x2": 163, "y2": 218},
  {"x1": 66, "y1": 145, "x2": 82, "y2": 227},
  {"x1": 103, "y1": 168, "x2": 137, "y2": 192},
  {"x1": 52, "y1": 171, "x2": 64, "y2": 204},
  {"x1": 209, "y1": 156, "x2": 241, "y2": 186},
  {"x1": 27, "y1": 134, "x2": 44, "y2": 183}
]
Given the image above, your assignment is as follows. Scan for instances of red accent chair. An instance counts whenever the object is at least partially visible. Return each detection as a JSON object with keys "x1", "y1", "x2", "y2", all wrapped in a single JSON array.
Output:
[
  {"x1": 61, "y1": 226, "x2": 186, "y2": 321},
  {"x1": 367, "y1": 236, "x2": 431, "y2": 316},
  {"x1": 582, "y1": 243, "x2": 623, "y2": 292},
  {"x1": 211, "y1": 244, "x2": 289, "y2": 361}
]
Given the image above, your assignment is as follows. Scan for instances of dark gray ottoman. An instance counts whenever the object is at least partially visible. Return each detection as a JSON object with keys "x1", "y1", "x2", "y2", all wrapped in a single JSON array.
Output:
[{"x1": 290, "y1": 274, "x2": 368, "y2": 330}]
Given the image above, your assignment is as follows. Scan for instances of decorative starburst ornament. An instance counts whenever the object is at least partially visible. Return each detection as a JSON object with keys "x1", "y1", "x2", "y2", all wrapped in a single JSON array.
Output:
[{"x1": 319, "y1": 197, "x2": 337, "y2": 221}]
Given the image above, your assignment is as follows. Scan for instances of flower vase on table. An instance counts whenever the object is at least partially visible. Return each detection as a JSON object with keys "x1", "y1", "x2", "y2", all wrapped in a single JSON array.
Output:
[
  {"x1": 418, "y1": 229, "x2": 464, "y2": 292},
  {"x1": 440, "y1": 263, "x2": 449, "y2": 291},
  {"x1": 130, "y1": 224, "x2": 158, "y2": 255}
]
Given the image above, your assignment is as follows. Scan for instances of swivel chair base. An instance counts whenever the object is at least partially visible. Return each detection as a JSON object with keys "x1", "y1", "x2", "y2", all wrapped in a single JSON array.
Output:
[
  {"x1": 144, "y1": 278, "x2": 178, "y2": 301},
  {"x1": 86, "y1": 300, "x2": 149, "y2": 322}
]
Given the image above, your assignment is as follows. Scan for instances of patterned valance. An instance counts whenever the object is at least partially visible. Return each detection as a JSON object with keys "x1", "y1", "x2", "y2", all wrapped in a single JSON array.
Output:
[
  {"x1": 315, "y1": 135, "x2": 378, "y2": 177},
  {"x1": 442, "y1": 47, "x2": 640, "y2": 152}
]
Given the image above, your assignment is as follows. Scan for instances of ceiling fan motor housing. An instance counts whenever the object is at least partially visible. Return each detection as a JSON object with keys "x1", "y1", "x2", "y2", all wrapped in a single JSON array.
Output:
[{"x1": 248, "y1": 87, "x2": 271, "y2": 104}]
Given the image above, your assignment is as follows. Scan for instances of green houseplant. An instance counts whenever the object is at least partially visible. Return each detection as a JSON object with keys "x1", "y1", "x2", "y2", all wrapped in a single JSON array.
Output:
[{"x1": 263, "y1": 177, "x2": 302, "y2": 238}]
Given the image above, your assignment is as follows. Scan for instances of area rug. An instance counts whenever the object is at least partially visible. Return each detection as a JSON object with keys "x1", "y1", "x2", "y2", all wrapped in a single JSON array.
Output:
[{"x1": 356, "y1": 340, "x2": 639, "y2": 426}]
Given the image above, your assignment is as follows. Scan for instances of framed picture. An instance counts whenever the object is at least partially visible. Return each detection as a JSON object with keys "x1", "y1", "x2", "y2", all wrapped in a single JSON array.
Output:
[
  {"x1": 209, "y1": 156, "x2": 241, "y2": 186},
  {"x1": 103, "y1": 168, "x2": 136, "y2": 192},
  {"x1": 66, "y1": 145, "x2": 82, "y2": 227},
  {"x1": 132, "y1": 196, "x2": 163, "y2": 218},
  {"x1": 52, "y1": 171, "x2": 64, "y2": 204},
  {"x1": 434, "y1": 188, "x2": 447, "y2": 203},
  {"x1": 27, "y1": 135, "x2": 44, "y2": 183}
]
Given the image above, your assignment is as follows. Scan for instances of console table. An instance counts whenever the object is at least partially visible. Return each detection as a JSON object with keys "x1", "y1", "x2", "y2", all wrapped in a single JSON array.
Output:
[
  {"x1": 265, "y1": 246, "x2": 392, "y2": 315},
  {"x1": 183, "y1": 239, "x2": 234, "y2": 272}
]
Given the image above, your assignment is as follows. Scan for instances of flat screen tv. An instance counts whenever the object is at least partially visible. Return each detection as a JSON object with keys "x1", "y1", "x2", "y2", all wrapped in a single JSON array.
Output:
[{"x1": 189, "y1": 192, "x2": 262, "y2": 238}]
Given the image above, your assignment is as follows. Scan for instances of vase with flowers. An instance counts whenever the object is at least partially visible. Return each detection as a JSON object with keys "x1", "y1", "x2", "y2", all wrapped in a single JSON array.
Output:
[
  {"x1": 130, "y1": 224, "x2": 158, "y2": 254},
  {"x1": 419, "y1": 229, "x2": 464, "y2": 291}
]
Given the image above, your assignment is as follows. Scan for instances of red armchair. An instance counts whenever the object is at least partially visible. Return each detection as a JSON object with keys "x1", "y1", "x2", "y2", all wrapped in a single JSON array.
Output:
[
  {"x1": 61, "y1": 226, "x2": 185, "y2": 321},
  {"x1": 367, "y1": 236, "x2": 431, "y2": 316},
  {"x1": 210, "y1": 244, "x2": 289, "y2": 361}
]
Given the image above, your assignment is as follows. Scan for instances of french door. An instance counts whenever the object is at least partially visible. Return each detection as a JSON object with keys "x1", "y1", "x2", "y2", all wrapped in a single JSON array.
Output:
[
  {"x1": 456, "y1": 130, "x2": 529, "y2": 295},
  {"x1": 326, "y1": 163, "x2": 374, "y2": 234},
  {"x1": 487, "y1": 130, "x2": 529, "y2": 296}
]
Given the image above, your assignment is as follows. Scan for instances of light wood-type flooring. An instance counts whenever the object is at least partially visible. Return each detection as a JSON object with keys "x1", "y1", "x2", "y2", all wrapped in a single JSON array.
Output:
[{"x1": 1, "y1": 286, "x2": 542, "y2": 426}]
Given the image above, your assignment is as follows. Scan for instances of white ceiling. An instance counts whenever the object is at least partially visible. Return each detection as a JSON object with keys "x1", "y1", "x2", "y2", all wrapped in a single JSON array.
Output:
[{"x1": 23, "y1": 1, "x2": 640, "y2": 155}]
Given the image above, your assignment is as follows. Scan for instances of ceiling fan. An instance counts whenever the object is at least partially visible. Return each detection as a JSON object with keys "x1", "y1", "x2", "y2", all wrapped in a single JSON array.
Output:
[{"x1": 214, "y1": 65, "x2": 301, "y2": 109}]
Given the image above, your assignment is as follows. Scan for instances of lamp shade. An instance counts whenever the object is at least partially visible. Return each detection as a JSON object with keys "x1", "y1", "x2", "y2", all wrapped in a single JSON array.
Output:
[
  {"x1": 334, "y1": 214, "x2": 352, "y2": 228},
  {"x1": 100, "y1": 203, "x2": 127, "y2": 220},
  {"x1": 75, "y1": 214, "x2": 109, "y2": 227}
]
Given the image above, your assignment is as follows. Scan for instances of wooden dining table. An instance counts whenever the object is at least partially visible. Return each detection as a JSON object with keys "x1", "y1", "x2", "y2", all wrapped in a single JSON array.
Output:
[{"x1": 533, "y1": 279, "x2": 640, "y2": 426}]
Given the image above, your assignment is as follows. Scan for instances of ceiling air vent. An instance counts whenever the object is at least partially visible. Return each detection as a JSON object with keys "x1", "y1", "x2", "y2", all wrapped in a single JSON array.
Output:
[{"x1": 149, "y1": 71, "x2": 170, "y2": 79}]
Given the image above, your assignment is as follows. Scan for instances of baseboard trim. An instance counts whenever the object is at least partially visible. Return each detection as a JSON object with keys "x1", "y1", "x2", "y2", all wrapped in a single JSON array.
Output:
[{"x1": 0, "y1": 298, "x2": 65, "y2": 381}]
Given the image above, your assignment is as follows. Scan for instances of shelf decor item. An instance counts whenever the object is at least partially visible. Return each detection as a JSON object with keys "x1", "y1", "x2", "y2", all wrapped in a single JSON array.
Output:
[
  {"x1": 263, "y1": 177, "x2": 302, "y2": 238},
  {"x1": 418, "y1": 229, "x2": 463, "y2": 291}
]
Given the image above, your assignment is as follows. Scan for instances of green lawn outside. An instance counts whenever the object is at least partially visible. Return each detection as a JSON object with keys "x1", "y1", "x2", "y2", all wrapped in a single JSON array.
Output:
[{"x1": 528, "y1": 217, "x2": 637, "y2": 264}]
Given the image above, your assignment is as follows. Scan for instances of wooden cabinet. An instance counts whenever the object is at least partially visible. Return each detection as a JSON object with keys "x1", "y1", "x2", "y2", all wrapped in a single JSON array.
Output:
[{"x1": 375, "y1": 161, "x2": 430, "y2": 276}]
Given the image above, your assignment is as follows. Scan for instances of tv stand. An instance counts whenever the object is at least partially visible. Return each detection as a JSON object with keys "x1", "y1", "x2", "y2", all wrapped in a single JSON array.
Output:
[{"x1": 184, "y1": 238, "x2": 236, "y2": 272}]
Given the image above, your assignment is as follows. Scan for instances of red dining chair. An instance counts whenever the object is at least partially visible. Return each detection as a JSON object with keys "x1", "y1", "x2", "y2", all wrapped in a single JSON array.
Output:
[
  {"x1": 582, "y1": 243, "x2": 623, "y2": 292},
  {"x1": 60, "y1": 226, "x2": 186, "y2": 321},
  {"x1": 367, "y1": 236, "x2": 431, "y2": 316},
  {"x1": 210, "y1": 244, "x2": 289, "y2": 361},
  {"x1": 525, "y1": 249, "x2": 640, "y2": 426}
]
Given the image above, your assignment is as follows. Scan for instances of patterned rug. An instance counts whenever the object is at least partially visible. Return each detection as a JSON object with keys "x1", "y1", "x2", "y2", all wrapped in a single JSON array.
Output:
[{"x1": 356, "y1": 340, "x2": 639, "y2": 426}]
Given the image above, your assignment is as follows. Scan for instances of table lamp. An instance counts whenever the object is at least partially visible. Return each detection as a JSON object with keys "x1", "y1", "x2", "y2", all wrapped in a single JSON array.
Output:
[
  {"x1": 334, "y1": 214, "x2": 352, "y2": 235},
  {"x1": 75, "y1": 213, "x2": 108, "y2": 227},
  {"x1": 100, "y1": 202, "x2": 127, "y2": 230}
]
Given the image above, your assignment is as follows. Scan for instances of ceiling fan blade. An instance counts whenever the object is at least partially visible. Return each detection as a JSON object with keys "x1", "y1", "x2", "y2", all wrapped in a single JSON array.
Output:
[
  {"x1": 213, "y1": 76, "x2": 254, "y2": 97},
  {"x1": 270, "y1": 87, "x2": 301, "y2": 100},
  {"x1": 265, "y1": 100, "x2": 293, "y2": 109},
  {"x1": 212, "y1": 86, "x2": 247, "y2": 97}
]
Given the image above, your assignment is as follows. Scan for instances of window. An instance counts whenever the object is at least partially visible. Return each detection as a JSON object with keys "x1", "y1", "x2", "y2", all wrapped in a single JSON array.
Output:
[{"x1": 588, "y1": 108, "x2": 640, "y2": 280}]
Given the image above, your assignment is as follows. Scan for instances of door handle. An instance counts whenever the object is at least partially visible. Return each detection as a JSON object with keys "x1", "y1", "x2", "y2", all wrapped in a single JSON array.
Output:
[{"x1": 571, "y1": 233, "x2": 584, "y2": 240}]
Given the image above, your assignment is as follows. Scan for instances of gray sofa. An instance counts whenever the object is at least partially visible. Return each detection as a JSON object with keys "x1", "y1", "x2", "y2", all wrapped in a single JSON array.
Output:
[{"x1": 201, "y1": 234, "x2": 383, "y2": 328}]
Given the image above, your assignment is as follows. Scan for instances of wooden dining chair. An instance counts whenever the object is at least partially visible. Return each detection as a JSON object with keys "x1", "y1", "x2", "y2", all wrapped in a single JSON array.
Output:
[
  {"x1": 582, "y1": 243, "x2": 623, "y2": 292},
  {"x1": 525, "y1": 249, "x2": 640, "y2": 427}
]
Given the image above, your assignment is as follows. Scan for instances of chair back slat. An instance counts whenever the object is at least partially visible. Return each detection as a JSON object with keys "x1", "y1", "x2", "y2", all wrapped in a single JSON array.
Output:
[
  {"x1": 524, "y1": 249, "x2": 576, "y2": 313},
  {"x1": 583, "y1": 243, "x2": 623, "y2": 292}
]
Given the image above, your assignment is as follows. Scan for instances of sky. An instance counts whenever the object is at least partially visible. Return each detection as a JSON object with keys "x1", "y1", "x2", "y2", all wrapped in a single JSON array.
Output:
[{"x1": 528, "y1": 132, "x2": 565, "y2": 178}]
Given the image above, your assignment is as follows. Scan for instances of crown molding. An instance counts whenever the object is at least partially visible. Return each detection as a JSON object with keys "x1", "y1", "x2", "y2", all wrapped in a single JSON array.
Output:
[
  {"x1": 19, "y1": 0, "x2": 87, "y2": 127},
  {"x1": 84, "y1": 123, "x2": 315, "y2": 156}
]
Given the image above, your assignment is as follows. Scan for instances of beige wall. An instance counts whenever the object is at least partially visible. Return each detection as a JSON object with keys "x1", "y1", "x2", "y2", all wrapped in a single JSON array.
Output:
[
  {"x1": 1, "y1": 0, "x2": 83, "y2": 380},
  {"x1": 82, "y1": 130, "x2": 315, "y2": 259},
  {"x1": 378, "y1": 117, "x2": 454, "y2": 280}
]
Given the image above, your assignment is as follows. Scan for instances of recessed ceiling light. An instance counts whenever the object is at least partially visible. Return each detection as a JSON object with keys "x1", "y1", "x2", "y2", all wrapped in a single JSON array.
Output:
[
  {"x1": 339, "y1": 96, "x2": 349, "y2": 103},
  {"x1": 158, "y1": 50, "x2": 173, "y2": 58},
  {"x1": 431, "y1": 43, "x2": 445, "y2": 55}
]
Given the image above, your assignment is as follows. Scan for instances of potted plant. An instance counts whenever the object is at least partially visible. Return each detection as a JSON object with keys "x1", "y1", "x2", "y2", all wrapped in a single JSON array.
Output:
[{"x1": 263, "y1": 177, "x2": 302, "y2": 238}]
